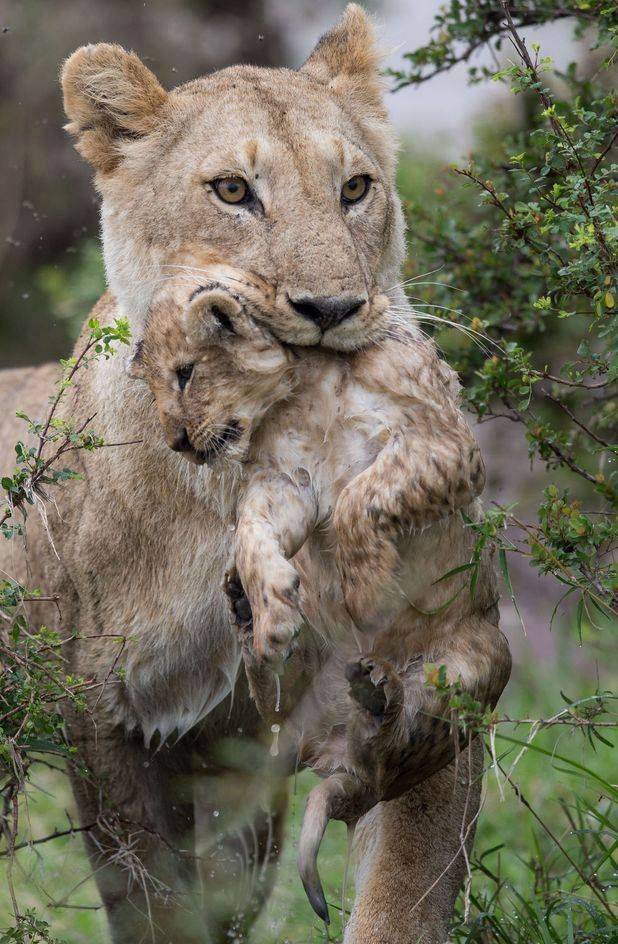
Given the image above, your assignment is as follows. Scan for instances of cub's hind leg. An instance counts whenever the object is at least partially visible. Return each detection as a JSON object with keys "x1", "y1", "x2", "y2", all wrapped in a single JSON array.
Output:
[{"x1": 345, "y1": 617, "x2": 511, "y2": 801}]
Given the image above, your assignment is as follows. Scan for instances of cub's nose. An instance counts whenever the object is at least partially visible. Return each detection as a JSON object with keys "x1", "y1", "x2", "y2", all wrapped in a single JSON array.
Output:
[
  {"x1": 288, "y1": 294, "x2": 366, "y2": 331},
  {"x1": 170, "y1": 429, "x2": 193, "y2": 453}
]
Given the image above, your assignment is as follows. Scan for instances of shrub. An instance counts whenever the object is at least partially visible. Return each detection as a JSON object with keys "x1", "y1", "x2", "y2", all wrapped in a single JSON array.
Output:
[{"x1": 391, "y1": 2, "x2": 616, "y2": 940}]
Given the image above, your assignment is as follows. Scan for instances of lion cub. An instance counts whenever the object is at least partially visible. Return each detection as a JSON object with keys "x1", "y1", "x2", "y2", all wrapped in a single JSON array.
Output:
[{"x1": 129, "y1": 268, "x2": 511, "y2": 923}]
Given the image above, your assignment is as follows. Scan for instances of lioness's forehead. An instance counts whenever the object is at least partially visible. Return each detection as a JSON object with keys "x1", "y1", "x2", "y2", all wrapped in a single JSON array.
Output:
[{"x1": 170, "y1": 66, "x2": 385, "y2": 169}]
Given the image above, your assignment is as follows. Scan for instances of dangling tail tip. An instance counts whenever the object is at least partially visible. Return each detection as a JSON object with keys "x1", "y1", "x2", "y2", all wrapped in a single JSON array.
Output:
[{"x1": 301, "y1": 876, "x2": 330, "y2": 925}]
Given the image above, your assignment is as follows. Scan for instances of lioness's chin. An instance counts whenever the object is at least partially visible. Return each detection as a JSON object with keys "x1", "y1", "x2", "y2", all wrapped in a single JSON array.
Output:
[
  {"x1": 319, "y1": 325, "x2": 381, "y2": 352},
  {"x1": 320, "y1": 303, "x2": 392, "y2": 352}
]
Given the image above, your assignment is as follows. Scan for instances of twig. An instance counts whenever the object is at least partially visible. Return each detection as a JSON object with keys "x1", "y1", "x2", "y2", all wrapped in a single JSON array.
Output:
[
  {"x1": 1, "y1": 822, "x2": 96, "y2": 856},
  {"x1": 544, "y1": 392, "x2": 612, "y2": 449}
]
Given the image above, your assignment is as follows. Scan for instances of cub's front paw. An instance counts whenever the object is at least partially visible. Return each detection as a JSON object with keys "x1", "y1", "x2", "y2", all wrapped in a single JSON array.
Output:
[{"x1": 251, "y1": 564, "x2": 304, "y2": 662}]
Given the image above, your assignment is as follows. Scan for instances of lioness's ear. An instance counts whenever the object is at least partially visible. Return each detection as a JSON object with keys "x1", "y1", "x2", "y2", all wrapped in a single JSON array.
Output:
[
  {"x1": 300, "y1": 3, "x2": 386, "y2": 119},
  {"x1": 61, "y1": 43, "x2": 167, "y2": 173}
]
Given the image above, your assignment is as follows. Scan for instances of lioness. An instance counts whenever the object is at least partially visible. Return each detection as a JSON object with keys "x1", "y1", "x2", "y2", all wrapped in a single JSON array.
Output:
[
  {"x1": 0, "y1": 5, "x2": 503, "y2": 942},
  {"x1": 127, "y1": 267, "x2": 511, "y2": 923}
]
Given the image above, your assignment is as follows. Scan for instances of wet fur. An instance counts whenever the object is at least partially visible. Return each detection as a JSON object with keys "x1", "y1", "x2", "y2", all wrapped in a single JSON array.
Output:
[{"x1": 133, "y1": 269, "x2": 512, "y2": 924}]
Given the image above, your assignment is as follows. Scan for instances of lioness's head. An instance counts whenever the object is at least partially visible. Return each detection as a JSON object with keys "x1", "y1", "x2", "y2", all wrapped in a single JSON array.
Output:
[
  {"x1": 61, "y1": 4, "x2": 405, "y2": 351},
  {"x1": 128, "y1": 266, "x2": 295, "y2": 465}
]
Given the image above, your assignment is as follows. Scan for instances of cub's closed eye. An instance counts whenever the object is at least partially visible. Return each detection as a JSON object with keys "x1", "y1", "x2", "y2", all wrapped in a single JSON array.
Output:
[
  {"x1": 212, "y1": 177, "x2": 250, "y2": 205},
  {"x1": 341, "y1": 175, "x2": 370, "y2": 205},
  {"x1": 176, "y1": 364, "x2": 194, "y2": 391}
]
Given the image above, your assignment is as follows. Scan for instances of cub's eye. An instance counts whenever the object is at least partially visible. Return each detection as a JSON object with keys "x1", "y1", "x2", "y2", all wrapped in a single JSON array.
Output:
[
  {"x1": 176, "y1": 364, "x2": 194, "y2": 391},
  {"x1": 212, "y1": 177, "x2": 249, "y2": 204},
  {"x1": 341, "y1": 175, "x2": 370, "y2": 205}
]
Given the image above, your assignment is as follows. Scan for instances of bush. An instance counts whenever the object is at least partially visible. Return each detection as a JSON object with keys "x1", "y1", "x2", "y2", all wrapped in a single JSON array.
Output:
[{"x1": 391, "y1": 2, "x2": 617, "y2": 941}]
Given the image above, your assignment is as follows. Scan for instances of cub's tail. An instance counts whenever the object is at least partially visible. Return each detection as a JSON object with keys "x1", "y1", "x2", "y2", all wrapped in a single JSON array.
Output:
[{"x1": 298, "y1": 773, "x2": 375, "y2": 924}]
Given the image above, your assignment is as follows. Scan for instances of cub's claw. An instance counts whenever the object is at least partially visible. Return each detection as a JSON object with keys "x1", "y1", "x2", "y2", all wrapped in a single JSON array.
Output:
[
  {"x1": 346, "y1": 656, "x2": 403, "y2": 719},
  {"x1": 223, "y1": 570, "x2": 253, "y2": 632}
]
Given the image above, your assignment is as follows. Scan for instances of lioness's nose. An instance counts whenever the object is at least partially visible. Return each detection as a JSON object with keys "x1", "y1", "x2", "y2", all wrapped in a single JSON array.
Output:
[{"x1": 288, "y1": 294, "x2": 366, "y2": 331}]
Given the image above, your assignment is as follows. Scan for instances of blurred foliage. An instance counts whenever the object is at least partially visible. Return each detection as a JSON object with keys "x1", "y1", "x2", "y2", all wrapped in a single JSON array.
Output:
[
  {"x1": 397, "y1": 0, "x2": 616, "y2": 613},
  {"x1": 34, "y1": 242, "x2": 106, "y2": 340}
]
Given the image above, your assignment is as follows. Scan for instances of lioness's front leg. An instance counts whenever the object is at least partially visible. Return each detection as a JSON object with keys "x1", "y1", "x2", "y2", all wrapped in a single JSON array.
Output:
[
  {"x1": 344, "y1": 741, "x2": 484, "y2": 944},
  {"x1": 234, "y1": 467, "x2": 318, "y2": 660},
  {"x1": 335, "y1": 420, "x2": 485, "y2": 624}
]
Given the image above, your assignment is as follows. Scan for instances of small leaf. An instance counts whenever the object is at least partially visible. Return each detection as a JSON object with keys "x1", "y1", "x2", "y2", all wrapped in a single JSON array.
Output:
[
  {"x1": 432, "y1": 561, "x2": 477, "y2": 584},
  {"x1": 498, "y1": 548, "x2": 526, "y2": 635}
]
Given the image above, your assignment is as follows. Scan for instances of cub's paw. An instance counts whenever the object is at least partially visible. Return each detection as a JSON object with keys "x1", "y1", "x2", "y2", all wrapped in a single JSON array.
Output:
[
  {"x1": 345, "y1": 656, "x2": 404, "y2": 720},
  {"x1": 224, "y1": 569, "x2": 253, "y2": 634},
  {"x1": 252, "y1": 564, "x2": 304, "y2": 662}
]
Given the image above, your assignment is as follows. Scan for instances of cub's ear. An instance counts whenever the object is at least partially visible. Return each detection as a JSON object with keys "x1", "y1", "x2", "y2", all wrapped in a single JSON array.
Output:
[
  {"x1": 184, "y1": 288, "x2": 244, "y2": 347},
  {"x1": 125, "y1": 340, "x2": 146, "y2": 379},
  {"x1": 300, "y1": 3, "x2": 386, "y2": 120},
  {"x1": 61, "y1": 43, "x2": 167, "y2": 173}
]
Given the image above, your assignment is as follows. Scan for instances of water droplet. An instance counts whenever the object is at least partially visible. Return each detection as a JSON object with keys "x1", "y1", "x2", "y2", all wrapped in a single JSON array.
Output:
[{"x1": 270, "y1": 723, "x2": 281, "y2": 757}]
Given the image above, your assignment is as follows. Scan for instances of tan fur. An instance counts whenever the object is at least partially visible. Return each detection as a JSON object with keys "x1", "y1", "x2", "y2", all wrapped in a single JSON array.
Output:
[
  {"x1": 130, "y1": 267, "x2": 511, "y2": 924},
  {"x1": 60, "y1": 5, "x2": 405, "y2": 348},
  {"x1": 0, "y1": 7, "x2": 506, "y2": 941}
]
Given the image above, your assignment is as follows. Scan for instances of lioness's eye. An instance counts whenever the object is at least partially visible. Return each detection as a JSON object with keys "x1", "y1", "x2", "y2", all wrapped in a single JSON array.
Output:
[
  {"x1": 341, "y1": 175, "x2": 370, "y2": 205},
  {"x1": 176, "y1": 364, "x2": 194, "y2": 391},
  {"x1": 212, "y1": 177, "x2": 249, "y2": 204}
]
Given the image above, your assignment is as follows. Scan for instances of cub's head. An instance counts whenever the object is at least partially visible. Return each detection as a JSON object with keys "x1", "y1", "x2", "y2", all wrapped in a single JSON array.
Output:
[
  {"x1": 128, "y1": 271, "x2": 295, "y2": 465},
  {"x1": 61, "y1": 4, "x2": 401, "y2": 351}
]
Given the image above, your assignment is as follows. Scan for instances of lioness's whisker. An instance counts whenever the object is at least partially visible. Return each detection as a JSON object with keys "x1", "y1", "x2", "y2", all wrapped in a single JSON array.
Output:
[
  {"x1": 386, "y1": 265, "x2": 446, "y2": 291},
  {"x1": 404, "y1": 300, "x2": 466, "y2": 317},
  {"x1": 383, "y1": 310, "x2": 494, "y2": 356},
  {"x1": 388, "y1": 306, "x2": 500, "y2": 351}
]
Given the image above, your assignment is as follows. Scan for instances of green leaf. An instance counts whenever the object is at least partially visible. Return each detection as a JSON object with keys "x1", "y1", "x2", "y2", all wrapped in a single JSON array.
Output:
[
  {"x1": 432, "y1": 561, "x2": 477, "y2": 583},
  {"x1": 498, "y1": 548, "x2": 526, "y2": 635}
]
